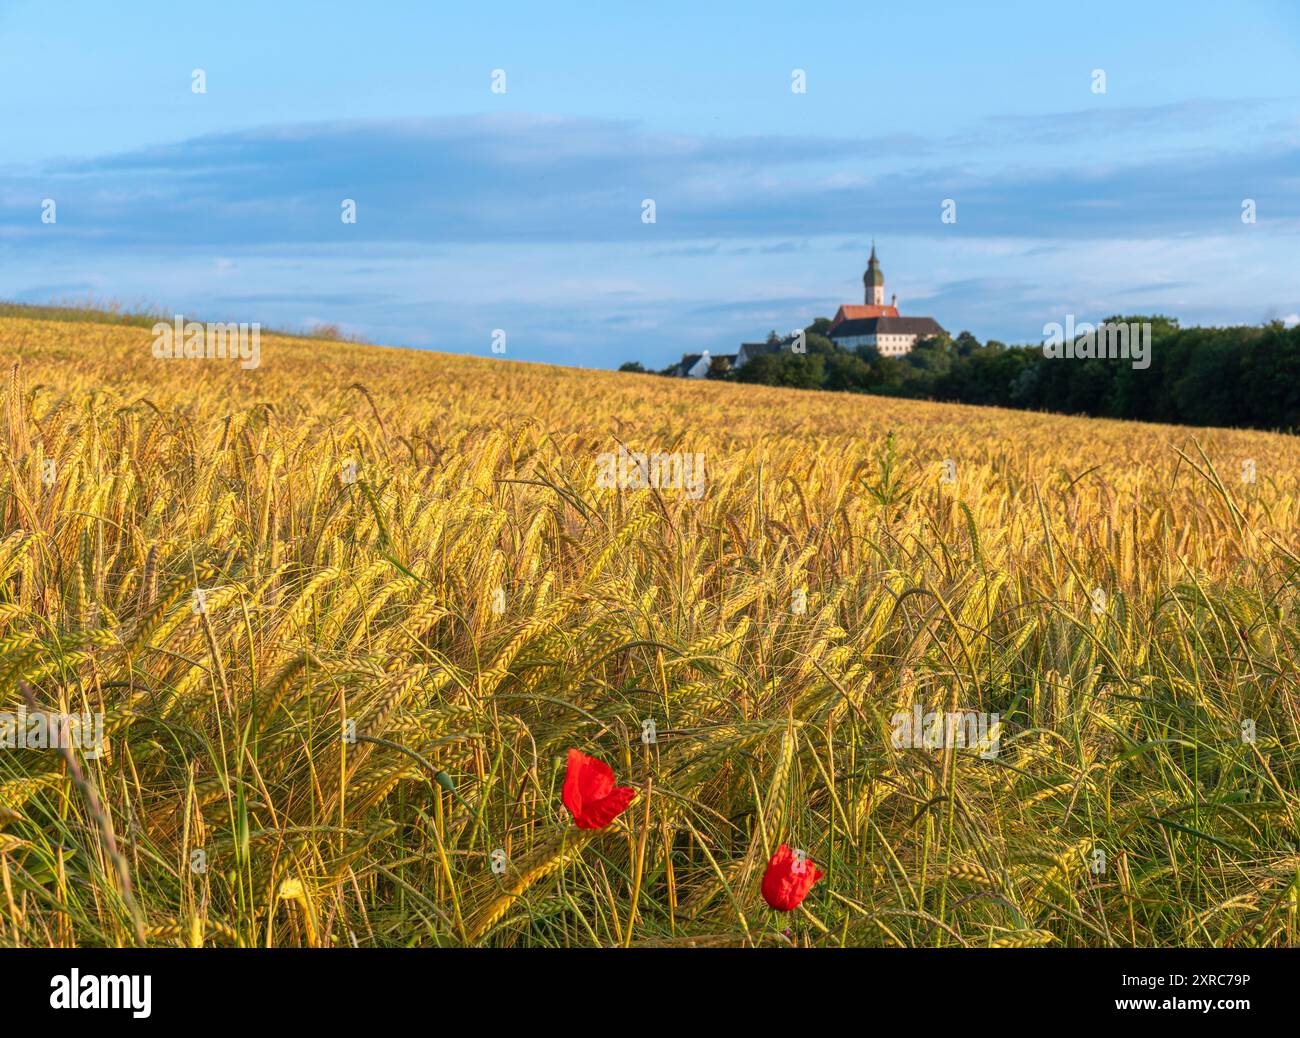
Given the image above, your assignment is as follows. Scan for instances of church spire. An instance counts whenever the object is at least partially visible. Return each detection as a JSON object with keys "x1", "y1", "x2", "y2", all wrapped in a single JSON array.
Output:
[{"x1": 864, "y1": 240, "x2": 884, "y2": 305}]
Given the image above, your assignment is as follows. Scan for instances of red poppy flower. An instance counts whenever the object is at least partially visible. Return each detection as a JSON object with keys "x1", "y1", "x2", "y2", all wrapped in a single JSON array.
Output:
[
  {"x1": 761, "y1": 843, "x2": 823, "y2": 911},
  {"x1": 562, "y1": 748, "x2": 636, "y2": 829}
]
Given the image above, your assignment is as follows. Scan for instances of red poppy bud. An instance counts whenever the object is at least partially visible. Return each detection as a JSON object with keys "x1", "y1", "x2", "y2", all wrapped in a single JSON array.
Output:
[
  {"x1": 562, "y1": 748, "x2": 636, "y2": 829},
  {"x1": 761, "y1": 843, "x2": 823, "y2": 911}
]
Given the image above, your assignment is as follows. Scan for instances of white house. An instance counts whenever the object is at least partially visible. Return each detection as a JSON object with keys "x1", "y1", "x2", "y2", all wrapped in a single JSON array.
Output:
[{"x1": 671, "y1": 350, "x2": 735, "y2": 378}]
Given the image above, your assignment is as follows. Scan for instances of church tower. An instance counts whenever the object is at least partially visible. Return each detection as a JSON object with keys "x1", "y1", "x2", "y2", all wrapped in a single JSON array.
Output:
[{"x1": 864, "y1": 240, "x2": 885, "y2": 305}]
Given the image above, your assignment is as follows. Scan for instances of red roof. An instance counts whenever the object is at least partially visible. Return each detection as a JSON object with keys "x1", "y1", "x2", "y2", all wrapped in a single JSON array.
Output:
[
  {"x1": 828, "y1": 304, "x2": 898, "y2": 335},
  {"x1": 835, "y1": 304, "x2": 898, "y2": 320}
]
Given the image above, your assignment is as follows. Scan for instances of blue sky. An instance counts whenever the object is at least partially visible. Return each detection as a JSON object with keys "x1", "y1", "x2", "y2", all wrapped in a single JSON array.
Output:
[{"x1": 2, "y1": 0, "x2": 1297, "y2": 368}]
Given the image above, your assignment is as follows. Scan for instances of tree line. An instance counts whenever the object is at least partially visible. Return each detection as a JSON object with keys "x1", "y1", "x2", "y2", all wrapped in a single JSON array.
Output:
[{"x1": 621, "y1": 316, "x2": 1300, "y2": 432}]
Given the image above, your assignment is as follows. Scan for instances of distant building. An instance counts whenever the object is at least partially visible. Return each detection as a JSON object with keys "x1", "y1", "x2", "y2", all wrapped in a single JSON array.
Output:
[
  {"x1": 827, "y1": 314, "x2": 945, "y2": 356},
  {"x1": 669, "y1": 243, "x2": 944, "y2": 375},
  {"x1": 825, "y1": 243, "x2": 945, "y2": 356},
  {"x1": 672, "y1": 353, "x2": 711, "y2": 378},
  {"x1": 735, "y1": 334, "x2": 798, "y2": 369},
  {"x1": 671, "y1": 350, "x2": 736, "y2": 378}
]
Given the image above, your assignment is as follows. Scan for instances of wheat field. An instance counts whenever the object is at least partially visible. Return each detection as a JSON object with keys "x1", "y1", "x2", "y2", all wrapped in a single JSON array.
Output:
[{"x1": 1, "y1": 314, "x2": 1298, "y2": 948}]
